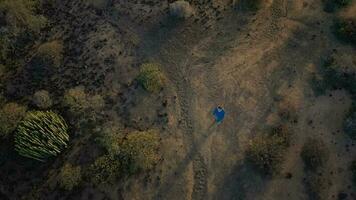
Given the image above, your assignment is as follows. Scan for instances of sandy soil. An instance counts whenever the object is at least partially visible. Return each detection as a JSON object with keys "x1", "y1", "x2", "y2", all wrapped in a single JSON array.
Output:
[
  {"x1": 1, "y1": 0, "x2": 355, "y2": 199},
  {"x1": 118, "y1": 0, "x2": 356, "y2": 200}
]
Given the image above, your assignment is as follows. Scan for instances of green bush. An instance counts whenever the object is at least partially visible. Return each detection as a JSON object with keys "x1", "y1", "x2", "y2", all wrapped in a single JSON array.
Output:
[
  {"x1": 137, "y1": 63, "x2": 165, "y2": 93},
  {"x1": 246, "y1": 134, "x2": 286, "y2": 176},
  {"x1": 95, "y1": 122, "x2": 123, "y2": 155},
  {"x1": 58, "y1": 163, "x2": 82, "y2": 191},
  {"x1": 15, "y1": 111, "x2": 69, "y2": 162},
  {"x1": 90, "y1": 130, "x2": 160, "y2": 184},
  {"x1": 335, "y1": 18, "x2": 356, "y2": 46},
  {"x1": 119, "y1": 130, "x2": 160, "y2": 173},
  {"x1": 32, "y1": 40, "x2": 64, "y2": 68},
  {"x1": 89, "y1": 155, "x2": 122, "y2": 185},
  {"x1": 63, "y1": 86, "x2": 105, "y2": 114},
  {"x1": 32, "y1": 90, "x2": 52, "y2": 109},
  {"x1": 301, "y1": 138, "x2": 329, "y2": 172},
  {"x1": 0, "y1": 102, "x2": 27, "y2": 138},
  {"x1": 324, "y1": 0, "x2": 353, "y2": 12}
]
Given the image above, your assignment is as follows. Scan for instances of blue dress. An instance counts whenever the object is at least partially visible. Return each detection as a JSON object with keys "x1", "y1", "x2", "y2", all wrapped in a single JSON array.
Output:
[{"x1": 213, "y1": 108, "x2": 225, "y2": 123}]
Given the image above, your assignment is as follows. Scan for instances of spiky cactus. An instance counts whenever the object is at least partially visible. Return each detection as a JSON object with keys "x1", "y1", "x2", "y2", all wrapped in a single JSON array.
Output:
[{"x1": 15, "y1": 111, "x2": 69, "y2": 162}]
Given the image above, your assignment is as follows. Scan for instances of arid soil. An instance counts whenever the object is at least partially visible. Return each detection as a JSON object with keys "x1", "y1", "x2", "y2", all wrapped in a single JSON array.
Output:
[{"x1": 1, "y1": 0, "x2": 356, "y2": 199}]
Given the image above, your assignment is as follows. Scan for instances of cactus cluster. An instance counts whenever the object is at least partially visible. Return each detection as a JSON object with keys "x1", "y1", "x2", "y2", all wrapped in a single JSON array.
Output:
[{"x1": 15, "y1": 111, "x2": 69, "y2": 162}]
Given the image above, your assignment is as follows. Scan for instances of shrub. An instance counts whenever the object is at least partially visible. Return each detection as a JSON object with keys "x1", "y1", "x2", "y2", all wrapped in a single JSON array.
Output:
[
  {"x1": 344, "y1": 111, "x2": 356, "y2": 139},
  {"x1": 15, "y1": 111, "x2": 69, "y2": 162},
  {"x1": 119, "y1": 130, "x2": 160, "y2": 173},
  {"x1": 0, "y1": 102, "x2": 27, "y2": 138},
  {"x1": 32, "y1": 40, "x2": 64, "y2": 68},
  {"x1": 246, "y1": 0, "x2": 265, "y2": 10},
  {"x1": 311, "y1": 56, "x2": 356, "y2": 96},
  {"x1": 95, "y1": 122, "x2": 123, "y2": 155},
  {"x1": 270, "y1": 125, "x2": 291, "y2": 147},
  {"x1": 86, "y1": 0, "x2": 110, "y2": 10},
  {"x1": 351, "y1": 160, "x2": 356, "y2": 184},
  {"x1": 63, "y1": 86, "x2": 105, "y2": 114},
  {"x1": 0, "y1": 0, "x2": 47, "y2": 34},
  {"x1": 335, "y1": 18, "x2": 356, "y2": 46},
  {"x1": 32, "y1": 90, "x2": 52, "y2": 109},
  {"x1": 304, "y1": 173, "x2": 329, "y2": 200},
  {"x1": 169, "y1": 1, "x2": 194, "y2": 19},
  {"x1": 301, "y1": 138, "x2": 329, "y2": 172},
  {"x1": 324, "y1": 0, "x2": 353, "y2": 12},
  {"x1": 58, "y1": 163, "x2": 82, "y2": 191},
  {"x1": 90, "y1": 130, "x2": 160, "y2": 185},
  {"x1": 89, "y1": 155, "x2": 122, "y2": 185},
  {"x1": 246, "y1": 135, "x2": 286, "y2": 175},
  {"x1": 137, "y1": 63, "x2": 165, "y2": 93}
]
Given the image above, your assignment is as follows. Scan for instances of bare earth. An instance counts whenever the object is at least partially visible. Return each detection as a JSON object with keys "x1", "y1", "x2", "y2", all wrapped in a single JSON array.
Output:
[{"x1": 114, "y1": 0, "x2": 356, "y2": 200}]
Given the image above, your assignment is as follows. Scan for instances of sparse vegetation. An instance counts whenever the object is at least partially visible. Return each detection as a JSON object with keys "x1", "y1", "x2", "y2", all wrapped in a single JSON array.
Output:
[
  {"x1": 137, "y1": 63, "x2": 165, "y2": 93},
  {"x1": 351, "y1": 160, "x2": 356, "y2": 184},
  {"x1": 0, "y1": 102, "x2": 27, "y2": 138},
  {"x1": 344, "y1": 111, "x2": 356, "y2": 139},
  {"x1": 86, "y1": 0, "x2": 110, "y2": 10},
  {"x1": 324, "y1": 0, "x2": 353, "y2": 12},
  {"x1": 15, "y1": 111, "x2": 69, "y2": 162},
  {"x1": 58, "y1": 163, "x2": 82, "y2": 191},
  {"x1": 32, "y1": 90, "x2": 52, "y2": 109},
  {"x1": 335, "y1": 18, "x2": 356, "y2": 46},
  {"x1": 245, "y1": 0, "x2": 266, "y2": 11},
  {"x1": 301, "y1": 138, "x2": 329, "y2": 172},
  {"x1": 311, "y1": 56, "x2": 356, "y2": 96},
  {"x1": 246, "y1": 134, "x2": 286, "y2": 176},
  {"x1": 169, "y1": 1, "x2": 194, "y2": 19},
  {"x1": 304, "y1": 173, "x2": 330, "y2": 200}
]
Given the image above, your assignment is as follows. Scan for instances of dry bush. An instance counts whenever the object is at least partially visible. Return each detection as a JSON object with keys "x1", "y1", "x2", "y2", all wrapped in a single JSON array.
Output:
[
  {"x1": 86, "y1": 0, "x2": 110, "y2": 10},
  {"x1": 63, "y1": 86, "x2": 105, "y2": 114},
  {"x1": 0, "y1": 0, "x2": 47, "y2": 34},
  {"x1": 304, "y1": 173, "x2": 330, "y2": 200},
  {"x1": 169, "y1": 1, "x2": 194, "y2": 19},
  {"x1": 335, "y1": 18, "x2": 356, "y2": 46},
  {"x1": 0, "y1": 102, "x2": 27, "y2": 138},
  {"x1": 95, "y1": 122, "x2": 123, "y2": 155},
  {"x1": 90, "y1": 130, "x2": 160, "y2": 185},
  {"x1": 324, "y1": 0, "x2": 353, "y2": 12},
  {"x1": 137, "y1": 63, "x2": 165, "y2": 93},
  {"x1": 33, "y1": 40, "x2": 64, "y2": 68},
  {"x1": 344, "y1": 111, "x2": 356, "y2": 139},
  {"x1": 301, "y1": 138, "x2": 330, "y2": 172},
  {"x1": 119, "y1": 130, "x2": 160, "y2": 173},
  {"x1": 351, "y1": 160, "x2": 356, "y2": 184},
  {"x1": 88, "y1": 155, "x2": 122, "y2": 185},
  {"x1": 246, "y1": 134, "x2": 286, "y2": 176},
  {"x1": 58, "y1": 163, "x2": 82, "y2": 191},
  {"x1": 32, "y1": 90, "x2": 52, "y2": 109}
]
